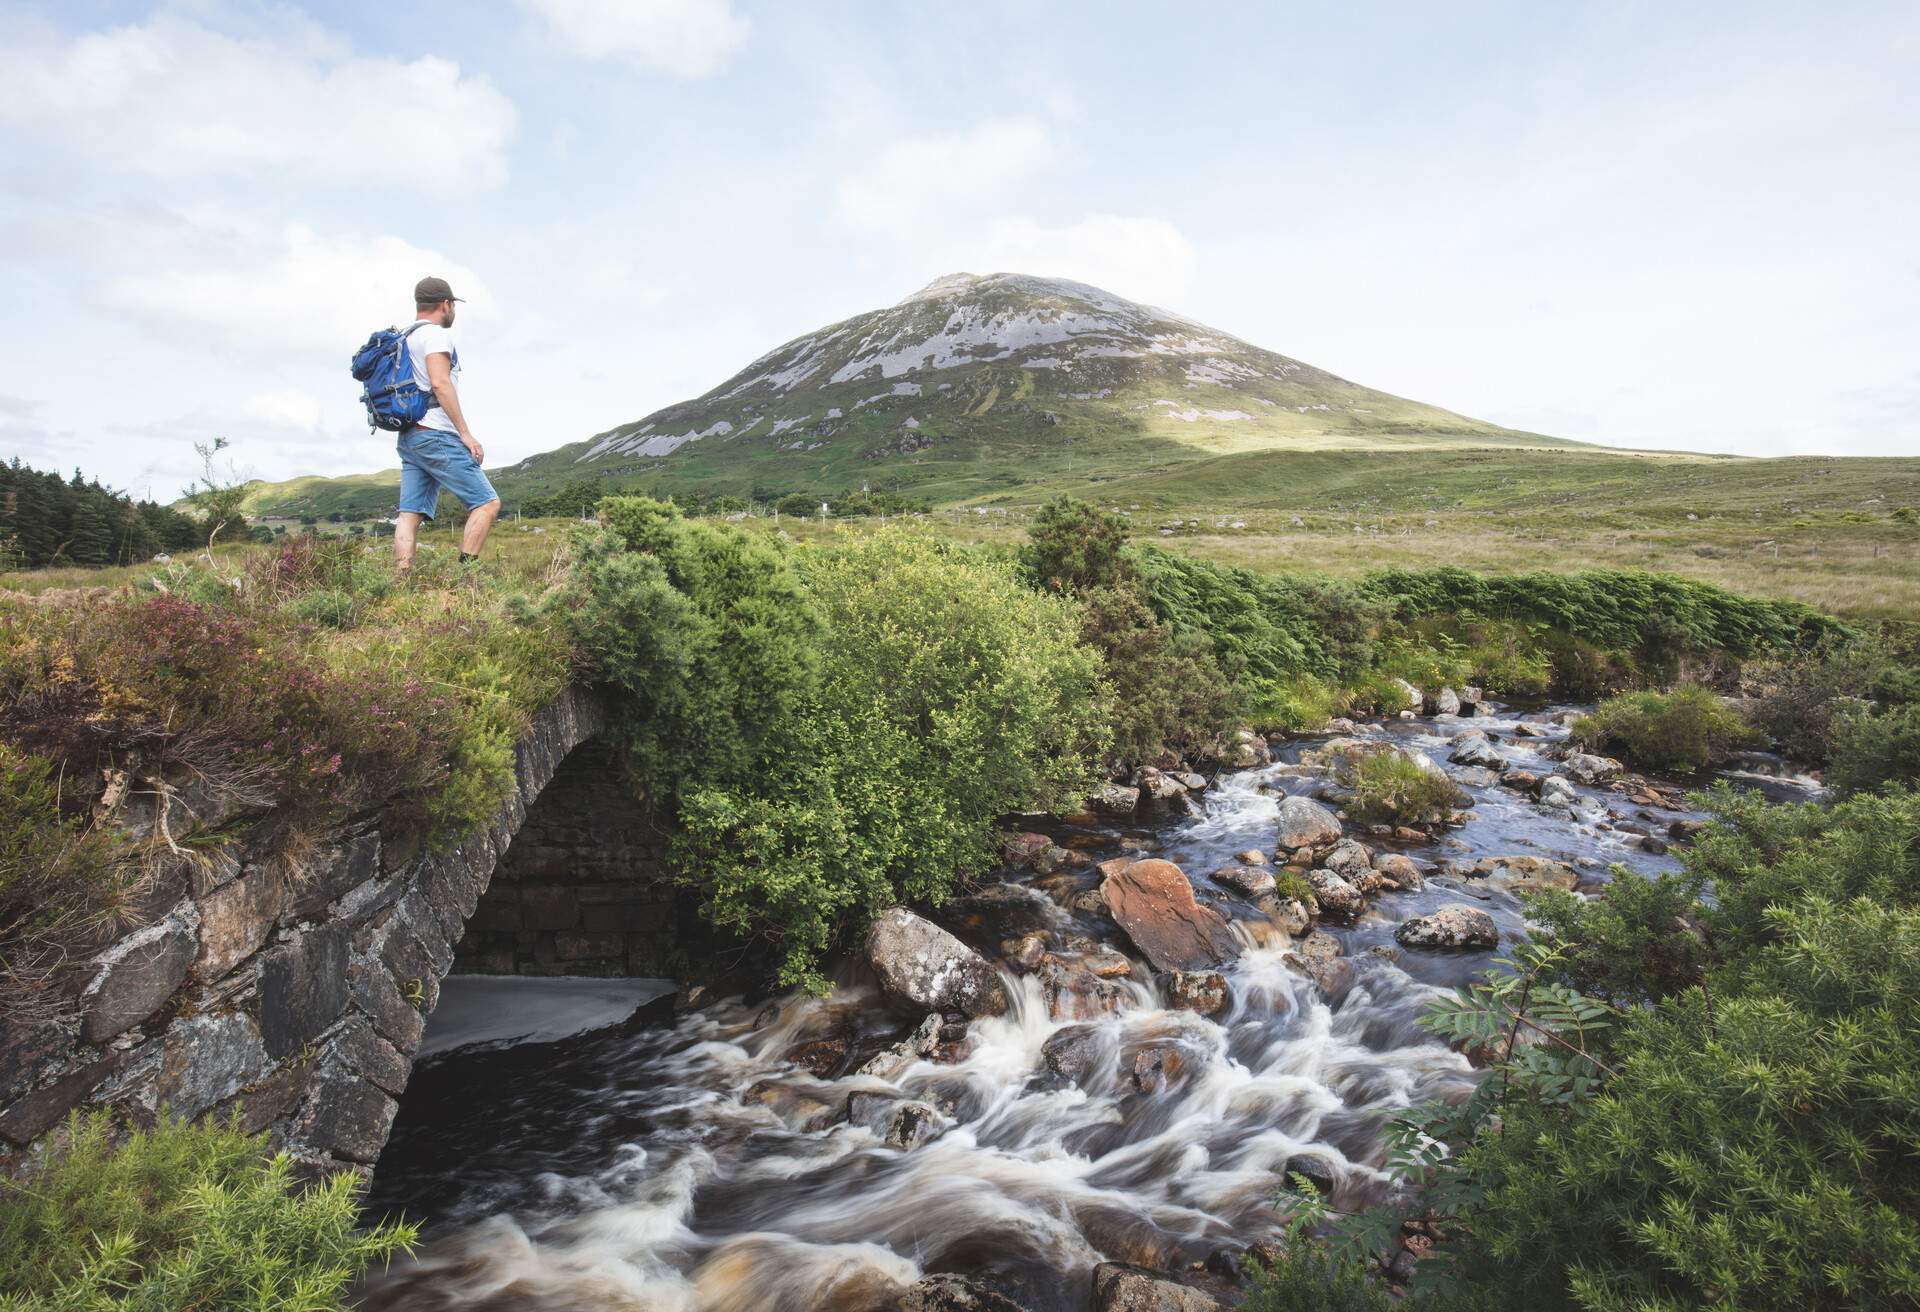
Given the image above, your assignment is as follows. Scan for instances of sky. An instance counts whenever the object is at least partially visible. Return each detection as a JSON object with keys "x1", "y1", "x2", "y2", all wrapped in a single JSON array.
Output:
[{"x1": 1, "y1": 0, "x2": 1915, "y2": 500}]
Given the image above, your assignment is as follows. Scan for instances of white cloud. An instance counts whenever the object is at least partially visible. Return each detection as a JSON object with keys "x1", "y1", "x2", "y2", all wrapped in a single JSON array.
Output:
[
  {"x1": 972, "y1": 214, "x2": 1198, "y2": 307},
  {"x1": 0, "y1": 10, "x2": 515, "y2": 188},
  {"x1": 78, "y1": 207, "x2": 491, "y2": 358},
  {"x1": 518, "y1": 0, "x2": 751, "y2": 76},
  {"x1": 834, "y1": 118, "x2": 1056, "y2": 233}
]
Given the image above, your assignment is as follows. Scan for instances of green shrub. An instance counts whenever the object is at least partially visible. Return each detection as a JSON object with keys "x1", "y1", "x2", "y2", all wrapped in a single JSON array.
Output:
[
  {"x1": 1304, "y1": 787, "x2": 1920, "y2": 1311},
  {"x1": 1360, "y1": 567, "x2": 1841, "y2": 671},
  {"x1": 1271, "y1": 870, "x2": 1316, "y2": 906},
  {"x1": 1245, "y1": 676, "x2": 1347, "y2": 734},
  {"x1": 0, "y1": 1111, "x2": 415, "y2": 1310},
  {"x1": 563, "y1": 497, "x2": 824, "y2": 800},
  {"x1": 1748, "y1": 634, "x2": 1914, "y2": 764},
  {"x1": 1827, "y1": 704, "x2": 1920, "y2": 797},
  {"x1": 1332, "y1": 748, "x2": 1467, "y2": 827},
  {"x1": 675, "y1": 531, "x2": 1107, "y2": 989},
  {"x1": 1024, "y1": 499, "x2": 1239, "y2": 763},
  {"x1": 1571, "y1": 684, "x2": 1759, "y2": 772},
  {"x1": 1136, "y1": 547, "x2": 1382, "y2": 682},
  {"x1": 0, "y1": 746, "x2": 128, "y2": 998},
  {"x1": 1244, "y1": 1242, "x2": 1392, "y2": 1312}
]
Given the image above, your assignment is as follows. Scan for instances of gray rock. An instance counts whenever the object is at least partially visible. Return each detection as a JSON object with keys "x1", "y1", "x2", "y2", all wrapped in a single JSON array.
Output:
[
  {"x1": 1395, "y1": 906, "x2": 1499, "y2": 951},
  {"x1": 256, "y1": 922, "x2": 350, "y2": 1059},
  {"x1": 1322, "y1": 839, "x2": 1373, "y2": 882},
  {"x1": 154, "y1": 1012, "x2": 269, "y2": 1119},
  {"x1": 1370, "y1": 853, "x2": 1424, "y2": 890},
  {"x1": 288, "y1": 1067, "x2": 397, "y2": 1165},
  {"x1": 1307, "y1": 868, "x2": 1364, "y2": 922},
  {"x1": 192, "y1": 866, "x2": 287, "y2": 982},
  {"x1": 1275, "y1": 796, "x2": 1342, "y2": 850},
  {"x1": 1091, "y1": 783, "x2": 1141, "y2": 816},
  {"x1": 1211, "y1": 864, "x2": 1276, "y2": 899},
  {"x1": 1450, "y1": 729, "x2": 1508, "y2": 772},
  {"x1": 895, "y1": 1274, "x2": 1031, "y2": 1312},
  {"x1": 1166, "y1": 970, "x2": 1228, "y2": 1016},
  {"x1": 1041, "y1": 1025, "x2": 1104, "y2": 1085},
  {"x1": 82, "y1": 918, "x2": 197, "y2": 1043},
  {"x1": 1429, "y1": 687, "x2": 1462, "y2": 717},
  {"x1": 867, "y1": 909, "x2": 1010, "y2": 1019},
  {"x1": 1388, "y1": 677, "x2": 1424, "y2": 709},
  {"x1": 1467, "y1": 856, "x2": 1579, "y2": 894},
  {"x1": 1092, "y1": 1262, "x2": 1220, "y2": 1311},
  {"x1": 1561, "y1": 752, "x2": 1623, "y2": 785},
  {"x1": 882, "y1": 1100, "x2": 943, "y2": 1149}
]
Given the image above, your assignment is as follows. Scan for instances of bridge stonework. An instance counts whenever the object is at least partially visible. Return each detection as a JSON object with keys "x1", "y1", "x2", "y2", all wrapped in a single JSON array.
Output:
[{"x1": 0, "y1": 686, "x2": 678, "y2": 1177}]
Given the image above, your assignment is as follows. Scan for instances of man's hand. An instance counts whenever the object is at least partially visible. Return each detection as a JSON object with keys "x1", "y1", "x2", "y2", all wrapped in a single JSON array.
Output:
[{"x1": 462, "y1": 435, "x2": 485, "y2": 465}]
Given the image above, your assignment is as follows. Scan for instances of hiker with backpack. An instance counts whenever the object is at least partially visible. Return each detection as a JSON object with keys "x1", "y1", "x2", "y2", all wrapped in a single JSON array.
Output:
[{"x1": 350, "y1": 275, "x2": 499, "y2": 575}]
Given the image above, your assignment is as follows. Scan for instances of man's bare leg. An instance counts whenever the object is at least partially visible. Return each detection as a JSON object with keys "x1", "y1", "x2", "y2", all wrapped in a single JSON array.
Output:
[
  {"x1": 394, "y1": 511, "x2": 428, "y2": 575},
  {"x1": 461, "y1": 498, "x2": 501, "y2": 557}
]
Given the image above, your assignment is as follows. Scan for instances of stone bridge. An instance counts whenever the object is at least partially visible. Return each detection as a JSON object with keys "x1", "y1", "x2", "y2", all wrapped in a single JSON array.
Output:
[{"x1": 0, "y1": 687, "x2": 686, "y2": 1175}]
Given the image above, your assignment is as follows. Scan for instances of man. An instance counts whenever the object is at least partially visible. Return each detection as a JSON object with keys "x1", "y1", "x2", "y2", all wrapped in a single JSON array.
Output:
[{"x1": 393, "y1": 275, "x2": 500, "y2": 575}]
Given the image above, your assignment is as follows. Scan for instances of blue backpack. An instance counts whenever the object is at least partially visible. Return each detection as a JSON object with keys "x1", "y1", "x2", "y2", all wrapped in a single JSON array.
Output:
[{"x1": 349, "y1": 322, "x2": 454, "y2": 431}]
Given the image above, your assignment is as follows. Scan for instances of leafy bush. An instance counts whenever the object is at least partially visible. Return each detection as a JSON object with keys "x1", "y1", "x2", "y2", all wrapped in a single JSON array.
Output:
[
  {"x1": 1748, "y1": 634, "x2": 1915, "y2": 763},
  {"x1": 554, "y1": 498, "x2": 822, "y2": 801},
  {"x1": 1571, "y1": 684, "x2": 1759, "y2": 772},
  {"x1": 677, "y1": 531, "x2": 1107, "y2": 989},
  {"x1": 1245, "y1": 675, "x2": 1348, "y2": 734},
  {"x1": 1024, "y1": 499, "x2": 1239, "y2": 763},
  {"x1": 1331, "y1": 749, "x2": 1467, "y2": 827},
  {"x1": 0, "y1": 1111, "x2": 415, "y2": 1310},
  {"x1": 1826, "y1": 703, "x2": 1920, "y2": 797}
]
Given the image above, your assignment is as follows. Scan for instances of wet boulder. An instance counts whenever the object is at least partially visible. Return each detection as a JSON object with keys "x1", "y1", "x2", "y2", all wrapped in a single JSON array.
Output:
[
  {"x1": 1099, "y1": 860, "x2": 1237, "y2": 973},
  {"x1": 1467, "y1": 856, "x2": 1578, "y2": 895},
  {"x1": 1166, "y1": 970, "x2": 1228, "y2": 1016},
  {"x1": 1264, "y1": 896, "x2": 1312, "y2": 936},
  {"x1": 882, "y1": 1100, "x2": 943, "y2": 1149},
  {"x1": 1214, "y1": 728, "x2": 1272, "y2": 769},
  {"x1": 1538, "y1": 775, "x2": 1579, "y2": 809},
  {"x1": 857, "y1": 1013, "x2": 946, "y2": 1079},
  {"x1": 1306, "y1": 868, "x2": 1364, "y2": 922},
  {"x1": 1234, "y1": 849, "x2": 1267, "y2": 865},
  {"x1": 1395, "y1": 906, "x2": 1499, "y2": 951},
  {"x1": 894, "y1": 1273, "x2": 1032, "y2": 1312},
  {"x1": 1211, "y1": 864, "x2": 1276, "y2": 899},
  {"x1": 867, "y1": 909, "x2": 1010, "y2": 1018},
  {"x1": 1134, "y1": 767, "x2": 1195, "y2": 816},
  {"x1": 1283, "y1": 1153, "x2": 1338, "y2": 1198},
  {"x1": 1090, "y1": 783, "x2": 1141, "y2": 816},
  {"x1": 1561, "y1": 752, "x2": 1623, "y2": 785},
  {"x1": 1040, "y1": 1024, "x2": 1105, "y2": 1086},
  {"x1": 1000, "y1": 933, "x2": 1048, "y2": 972},
  {"x1": 1092, "y1": 1262, "x2": 1221, "y2": 1312},
  {"x1": 1322, "y1": 839, "x2": 1373, "y2": 882},
  {"x1": 1037, "y1": 957, "x2": 1128, "y2": 1021},
  {"x1": 1275, "y1": 796, "x2": 1343, "y2": 851},
  {"x1": 1131, "y1": 1045, "x2": 1187, "y2": 1094},
  {"x1": 1370, "y1": 853, "x2": 1425, "y2": 891},
  {"x1": 1389, "y1": 677, "x2": 1424, "y2": 709},
  {"x1": 1428, "y1": 686, "x2": 1462, "y2": 717},
  {"x1": 1450, "y1": 729, "x2": 1508, "y2": 772}
]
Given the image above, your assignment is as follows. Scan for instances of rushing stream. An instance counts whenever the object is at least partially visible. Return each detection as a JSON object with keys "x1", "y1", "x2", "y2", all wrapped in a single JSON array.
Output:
[{"x1": 359, "y1": 705, "x2": 1820, "y2": 1312}]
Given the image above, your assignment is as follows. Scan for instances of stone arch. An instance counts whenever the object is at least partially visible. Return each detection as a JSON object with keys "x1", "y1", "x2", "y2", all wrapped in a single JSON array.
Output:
[{"x1": 0, "y1": 687, "x2": 676, "y2": 1176}]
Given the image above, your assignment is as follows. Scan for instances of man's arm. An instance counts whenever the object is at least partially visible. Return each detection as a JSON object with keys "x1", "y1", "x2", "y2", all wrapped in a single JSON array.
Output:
[{"x1": 425, "y1": 352, "x2": 482, "y2": 465}]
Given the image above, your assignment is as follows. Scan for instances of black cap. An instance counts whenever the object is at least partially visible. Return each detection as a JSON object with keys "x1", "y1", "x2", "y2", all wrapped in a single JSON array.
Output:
[{"x1": 414, "y1": 275, "x2": 464, "y2": 304}]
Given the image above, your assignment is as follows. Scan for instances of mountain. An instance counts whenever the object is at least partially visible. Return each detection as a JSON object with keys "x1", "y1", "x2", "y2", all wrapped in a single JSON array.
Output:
[{"x1": 492, "y1": 272, "x2": 1573, "y2": 504}]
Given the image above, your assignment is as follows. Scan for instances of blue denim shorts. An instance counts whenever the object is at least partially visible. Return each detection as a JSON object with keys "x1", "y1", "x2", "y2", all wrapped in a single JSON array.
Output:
[{"x1": 396, "y1": 426, "x2": 498, "y2": 518}]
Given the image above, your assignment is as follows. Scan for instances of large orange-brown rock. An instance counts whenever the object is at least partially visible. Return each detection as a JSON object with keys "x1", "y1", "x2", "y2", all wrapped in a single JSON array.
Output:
[{"x1": 1098, "y1": 860, "x2": 1236, "y2": 973}]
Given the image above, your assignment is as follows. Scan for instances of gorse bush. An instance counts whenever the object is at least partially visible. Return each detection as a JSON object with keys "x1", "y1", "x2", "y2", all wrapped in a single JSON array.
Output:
[
  {"x1": 1571, "y1": 684, "x2": 1759, "y2": 773},
  {"x1": 0, "y1": 1111, "x2": 415, "y2": 1310},
  {"x1": 1297, "y1": 787, "x2": 1920, "y2": 1312},
  {"x1": 1828, "y1": 703, "x2": 1920, "y2": 796}
]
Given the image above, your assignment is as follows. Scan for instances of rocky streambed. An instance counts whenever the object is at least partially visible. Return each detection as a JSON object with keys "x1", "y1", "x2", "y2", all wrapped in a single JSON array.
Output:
[{"x1": 358, "y1": 695, "x2": 1817, "y2": 1312}]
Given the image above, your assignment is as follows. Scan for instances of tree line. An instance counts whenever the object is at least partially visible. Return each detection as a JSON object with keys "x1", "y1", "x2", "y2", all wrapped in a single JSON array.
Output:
[{"x1": 0, "y1": 459, "x2": 208, "y2": 569}]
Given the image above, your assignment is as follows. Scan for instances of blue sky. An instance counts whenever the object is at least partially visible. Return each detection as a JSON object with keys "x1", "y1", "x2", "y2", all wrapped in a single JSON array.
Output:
[{"x1": 1, "y1": 0, "x2": 1915, "y2": 499}]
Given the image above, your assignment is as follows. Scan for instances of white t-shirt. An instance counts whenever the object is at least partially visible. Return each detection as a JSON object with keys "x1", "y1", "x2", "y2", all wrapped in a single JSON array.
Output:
[{"x1": 404, "y1": 320, "x2": 461, "y2": 433}]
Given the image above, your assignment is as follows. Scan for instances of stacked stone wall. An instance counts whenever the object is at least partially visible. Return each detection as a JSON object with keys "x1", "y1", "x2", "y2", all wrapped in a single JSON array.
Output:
[
  {"x1": 0, "y1": 686, "x2": 672, "y2": 1176},
  {"x1": 451, "y1": 739, "x2": 681, "y2": 977}
]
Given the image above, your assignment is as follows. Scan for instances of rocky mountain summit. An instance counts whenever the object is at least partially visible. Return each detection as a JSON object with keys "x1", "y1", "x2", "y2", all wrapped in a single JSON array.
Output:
[{"x1": 501, "y1": 271, "x2": 1558, "y2": 496}]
